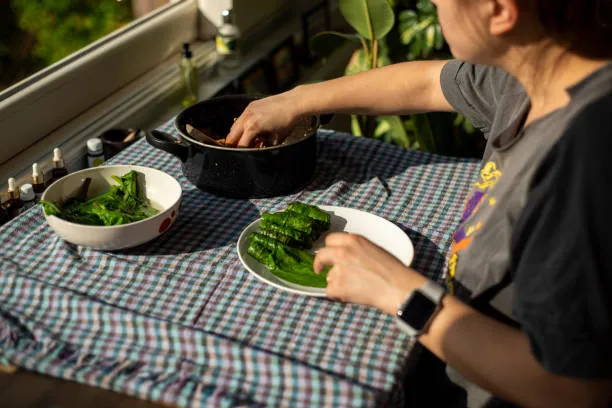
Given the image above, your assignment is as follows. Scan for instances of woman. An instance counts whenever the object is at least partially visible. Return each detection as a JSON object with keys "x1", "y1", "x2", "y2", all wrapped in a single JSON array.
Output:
[{"x1": 227, "y1": 0, "x2": 612, "y2": 406}]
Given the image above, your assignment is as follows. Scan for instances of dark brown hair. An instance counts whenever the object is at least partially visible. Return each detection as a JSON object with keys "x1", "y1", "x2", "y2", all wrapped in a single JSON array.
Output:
[{"x1": 521, "y1": 0, "x2": 612, "y2": 58}]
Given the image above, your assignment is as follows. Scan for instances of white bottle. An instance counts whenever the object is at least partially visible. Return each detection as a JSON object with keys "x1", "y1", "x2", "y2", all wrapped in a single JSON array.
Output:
[
  {"x1": 19, "y1": 183, "x2": 37, "y2": 213},
  {"x1": 87, "y1": 138, "x2": 105, "y2": 168},
  {"x1": 216, "y1": 8, "x2": 241, "y2": 70}
]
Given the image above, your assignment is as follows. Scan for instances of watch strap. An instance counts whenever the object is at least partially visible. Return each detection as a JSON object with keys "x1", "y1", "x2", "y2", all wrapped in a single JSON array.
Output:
[{"x1": 395, "y1": 280, "x2": 445, "y2": 337}]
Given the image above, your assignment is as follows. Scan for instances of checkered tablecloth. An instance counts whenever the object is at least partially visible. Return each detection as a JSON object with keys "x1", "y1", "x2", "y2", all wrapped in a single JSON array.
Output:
[{"x1": 0, "y1": 121, "x2": 479, "y2": 407}]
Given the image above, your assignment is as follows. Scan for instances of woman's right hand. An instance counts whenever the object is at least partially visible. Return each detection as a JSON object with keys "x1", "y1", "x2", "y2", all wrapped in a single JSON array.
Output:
[{"x1": 225, "y1": 89, "x2": 304, "y2": 147}]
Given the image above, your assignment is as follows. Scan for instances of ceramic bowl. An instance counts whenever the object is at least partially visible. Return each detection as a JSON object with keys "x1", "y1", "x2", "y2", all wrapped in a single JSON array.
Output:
[{"x1": 41, "y1": 165, "x2": 182, "y2": 250}]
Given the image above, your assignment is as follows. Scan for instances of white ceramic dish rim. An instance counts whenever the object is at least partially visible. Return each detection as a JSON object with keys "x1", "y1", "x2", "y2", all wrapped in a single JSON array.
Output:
[
  {"x1": 40, "y1": 164, "x2": 182, "y2": 230},
  {"x1": 236, "y1": 205, "x2": 415, "y2": 297}
]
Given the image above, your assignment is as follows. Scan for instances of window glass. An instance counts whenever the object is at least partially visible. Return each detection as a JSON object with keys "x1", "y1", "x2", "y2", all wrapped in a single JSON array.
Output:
[{"x1": 0, "y1": 0, "x2": 171, "y2": 95}]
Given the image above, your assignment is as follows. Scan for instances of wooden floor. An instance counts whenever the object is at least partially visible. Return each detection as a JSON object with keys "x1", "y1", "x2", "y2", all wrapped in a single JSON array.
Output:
[{"x1": 0, "y1": 368, "x2": 168, "y2": 408}]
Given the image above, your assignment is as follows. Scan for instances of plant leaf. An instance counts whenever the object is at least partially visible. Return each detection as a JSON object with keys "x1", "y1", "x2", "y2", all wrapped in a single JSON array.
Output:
[
  {"x1": 339, "y1": 0, "x2": 395, "y2": 40},
  {"x1": 379, "y1": 115, "x2": 411, "y2": 147},
  {"x1": 310, "y1": 31, "x2": 362, "y2": 60},
  {"x1": 345, "y1": 48, "x2": 370, "y2": 75},
  {"x1": 434, "y1": 23, "x2": 445, "y2": 50}
]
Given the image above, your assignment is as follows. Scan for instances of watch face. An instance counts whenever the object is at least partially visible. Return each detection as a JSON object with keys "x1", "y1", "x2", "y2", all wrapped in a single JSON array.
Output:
[{"x1": 398, "y1": 291, "x2": 437, "y2": 331}]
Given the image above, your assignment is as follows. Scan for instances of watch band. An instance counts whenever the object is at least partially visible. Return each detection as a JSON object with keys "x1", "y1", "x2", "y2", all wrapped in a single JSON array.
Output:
[
  {"x1": 395, "y1": 280, "x2": 445, "y2": 337},
  {"x1": 420, "y1": 280, "x2": 445, "y2": 304}
]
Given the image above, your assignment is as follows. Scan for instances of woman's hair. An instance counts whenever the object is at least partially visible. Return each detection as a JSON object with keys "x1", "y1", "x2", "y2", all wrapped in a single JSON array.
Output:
[{"x1": 521, "y1": 0, "x2": 612, "y2": 58}]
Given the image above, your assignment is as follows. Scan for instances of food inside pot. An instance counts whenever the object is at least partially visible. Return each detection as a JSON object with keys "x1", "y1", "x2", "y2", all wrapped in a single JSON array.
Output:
[{"x1": 189, "y1": 116, "x2": 316, "y2": 149}]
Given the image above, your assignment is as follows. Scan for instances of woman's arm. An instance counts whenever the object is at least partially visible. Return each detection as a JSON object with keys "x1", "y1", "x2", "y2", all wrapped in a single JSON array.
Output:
[
  {"x1": 393, "y1": 294, "x2": 612, "y2": 408},
  {"x1": 226, "y1": 60, "x2": 453, "y2": 146},
  {"x1": 291, "y1": 60, "x2": 454, "y2": 117},
  {"x1": 314, "y1": 233, "x2": 612, "y2": 408}
]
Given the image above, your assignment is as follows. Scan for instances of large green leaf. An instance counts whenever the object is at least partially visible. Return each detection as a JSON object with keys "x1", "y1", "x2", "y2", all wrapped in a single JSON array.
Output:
[
  {"x1": 339, "y1": 0, "x2": 395, "y2": 40},
  {"x1": 310, "y1": 31, "x2": 362, "y2": 61}
]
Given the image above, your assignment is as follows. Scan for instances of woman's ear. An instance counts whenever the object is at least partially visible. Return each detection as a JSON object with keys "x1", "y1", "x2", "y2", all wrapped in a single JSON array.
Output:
[{"x1": 489, "y1": 0, "x2": 519, "y2": 35}]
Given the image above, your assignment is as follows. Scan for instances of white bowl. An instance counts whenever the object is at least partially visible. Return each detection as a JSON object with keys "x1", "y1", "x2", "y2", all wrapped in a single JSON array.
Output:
[{"x1": 41, "y1": 165, "x2": 182, "y2": 250}]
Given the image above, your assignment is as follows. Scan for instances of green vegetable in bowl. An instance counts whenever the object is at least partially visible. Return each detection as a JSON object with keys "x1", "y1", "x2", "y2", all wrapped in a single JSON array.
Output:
[{"x1": 40, "y1": 170, "x2": 158, "y2": 226}]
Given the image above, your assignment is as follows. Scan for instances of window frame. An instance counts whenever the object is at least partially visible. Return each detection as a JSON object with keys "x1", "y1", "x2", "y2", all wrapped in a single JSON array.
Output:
[{"x1": 0, "y1": 0, "x2": 198, "y2": 173}]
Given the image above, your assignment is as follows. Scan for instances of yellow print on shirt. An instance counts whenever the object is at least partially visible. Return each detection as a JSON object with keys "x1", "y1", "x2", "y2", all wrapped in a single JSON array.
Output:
[{"x1": 474, "y1": 161, "x2": 502, "y2": 189}]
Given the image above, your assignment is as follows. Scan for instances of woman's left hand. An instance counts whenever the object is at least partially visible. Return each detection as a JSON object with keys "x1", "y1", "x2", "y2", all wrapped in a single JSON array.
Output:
[{"x1": 313, "y1": 233, "x2": 427, "y2": 314}]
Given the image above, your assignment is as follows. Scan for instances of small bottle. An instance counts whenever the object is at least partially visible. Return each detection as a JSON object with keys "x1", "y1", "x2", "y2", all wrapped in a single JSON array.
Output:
[
  {"x1": 0, "y1": 196, "x2": 8, "y2": 226},
  {"x1": 6, "y1": 178, "x2": 24, "y2": 218},
  {"x1": 87, "y1": 138, "x2": 105, "y2": 167},
  {"x1": 19, "y1": 183, "x2": 37, "y2": 214},
  {"x1": 32, "y1": 163, "x2": 46, "y2": 196},
  {"x1": 51, "y1": 147, "x2": 69, "y2": 183},
  {"x1": 180, "y1": 43, "x2": 198, "y2": 107},
  {"x1": 216, "y1": 9, "x2": 241, "y2": 70}
]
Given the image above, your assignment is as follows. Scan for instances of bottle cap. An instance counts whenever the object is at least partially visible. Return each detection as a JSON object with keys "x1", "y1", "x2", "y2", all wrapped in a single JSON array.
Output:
[
  {"x1": 20, "y1": 184, "x2": 35, "y2": 201},
  {"x1": 8, "y1": 177, "x2": 17, "y2": 192},
  {"x1": 221, "y1": 9, "x2": 233, "y2": 24},
  {"x1": 87, "y1": 138, "x2": 103, "y2": 154},
  {"x1": 182, "y1": 42, "x2": 192, "y2": 59},
  {"x1": 7, "y1": 178, "x2": 20, "y2": 200},
  {"x1": 53, "y1": 147, "x2": 65, "y2": 168},
  {"x1": 32, "y1": 163, "x2": 45, "y2": 185}
]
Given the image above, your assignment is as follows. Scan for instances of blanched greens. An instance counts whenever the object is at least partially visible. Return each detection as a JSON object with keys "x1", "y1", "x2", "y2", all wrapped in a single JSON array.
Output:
[
  {"x1": 41, "y1": 171, "x2": 158, "y2": 226},
  {"x1": 248, "y1": 202, "x2": 331, "y2": 288}
]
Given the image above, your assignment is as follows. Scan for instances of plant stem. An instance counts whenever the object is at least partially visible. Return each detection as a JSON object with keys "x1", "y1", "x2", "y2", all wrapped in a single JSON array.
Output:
[
  {"x1": 361, "y1": 0, "x2": 375, "y2": 42},
  {"x1": 360, "y1": 37, "x2": 371, "y2": 68},
  {"x1": 372, "y1": 39, "x2": 378, "y2": 69}
]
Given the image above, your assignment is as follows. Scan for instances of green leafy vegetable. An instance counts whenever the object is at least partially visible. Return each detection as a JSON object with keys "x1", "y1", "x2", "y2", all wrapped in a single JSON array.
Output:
[
  {"x1": 248, "y1": 202, "x2": 331, "y2": 288},
  {"x1": 40, "y1": 170, "x2": 158, "y2": 226}
]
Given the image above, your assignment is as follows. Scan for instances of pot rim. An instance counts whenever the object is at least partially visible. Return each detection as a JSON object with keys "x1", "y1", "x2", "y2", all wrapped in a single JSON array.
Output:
[{"x1": 173, "y1": 95, "x2": 320, "y2": 152}]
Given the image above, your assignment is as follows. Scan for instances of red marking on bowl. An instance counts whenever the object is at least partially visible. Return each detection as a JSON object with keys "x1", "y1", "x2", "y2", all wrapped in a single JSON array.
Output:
[
  {"x1": 171, "y1": 210, "x2": 176, "y2": 218},
  {"x1": 159, "y1": 218, "x2": 171, "y2": 233}
]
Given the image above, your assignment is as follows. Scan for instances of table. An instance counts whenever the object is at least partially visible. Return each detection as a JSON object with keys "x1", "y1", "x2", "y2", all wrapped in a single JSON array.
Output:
[{"x1": 0, "y1": 122, "x2": 479, "y2": 407}]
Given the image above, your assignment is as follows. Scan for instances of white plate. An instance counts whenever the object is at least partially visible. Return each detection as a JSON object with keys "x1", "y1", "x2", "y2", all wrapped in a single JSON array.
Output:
[{"x1": 236, "y1": 205, "x2": 414, "y2": 297}]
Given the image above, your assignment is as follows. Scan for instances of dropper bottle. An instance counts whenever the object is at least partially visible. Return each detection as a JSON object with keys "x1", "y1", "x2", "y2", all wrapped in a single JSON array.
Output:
[
  {"x1": 6, "y1": 178, "x2": 24, "y2": 218},
  {"x1": 32, "y1": 163, "x2": 46, "y2": 198},
  {"x1": 51, "y1": 147, "x2": 69, "y2": 183},
  {"x1": 180, "y1": 43, "x2": 198, "y2": 107},
  {"x1": 0, "y1": 195, "x2": 8, "y2": 226}
]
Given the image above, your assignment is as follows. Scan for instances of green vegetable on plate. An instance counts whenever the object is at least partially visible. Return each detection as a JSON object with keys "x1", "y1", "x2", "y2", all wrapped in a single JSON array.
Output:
[{"x1": 247, "y1": 202, "x2": 331, "y2": 288}]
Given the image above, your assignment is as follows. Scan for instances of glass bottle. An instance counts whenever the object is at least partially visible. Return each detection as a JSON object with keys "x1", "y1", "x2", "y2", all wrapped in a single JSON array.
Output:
[
  {"x1": 6, "y1": 177, "x2": 24, "y2": 218},
  {"x1": 0, "y1": 195, "x2": 8, "y2": 226},
  {"x1": 86, "y1": 138, "x2": 105, "y2": 167},
  {"x1": 51, "y1": 147, "x2": 69, "y2": 183},
  {"x1": 32, "y1": 163, "x2": 46, "y2": 196},
  {"x1": 216, "y1": 9, "x2": 241, "y2": 70},
  {"x1": 180, "y1": 43, "x2": 199, "y2": 107},
  {"x1": 19, "y1": 183, "x2": 37, "y2": 214}
]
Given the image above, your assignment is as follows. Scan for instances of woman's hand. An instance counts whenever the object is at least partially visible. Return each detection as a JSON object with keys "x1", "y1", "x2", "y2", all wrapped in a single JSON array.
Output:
[
  {"x1": 313, "y1": 233, "x2": 427, "y2": 314},
  {"x1": 225, "y1": 89, "x2": 304, "y2": 147}
]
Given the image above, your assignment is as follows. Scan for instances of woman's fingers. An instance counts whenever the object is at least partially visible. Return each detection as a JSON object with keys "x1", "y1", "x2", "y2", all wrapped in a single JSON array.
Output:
[
  {"x1": 314, "y1": 246, "x2": 346, "y2": 274},
  {"x1": 225, "y1": 116, "x2": 244, "y2": 146}
]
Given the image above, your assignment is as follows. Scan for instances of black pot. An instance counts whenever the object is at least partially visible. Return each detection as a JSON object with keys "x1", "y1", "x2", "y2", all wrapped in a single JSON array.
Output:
[{"x1": 146, "y1": 95, "x2": 329, "y2": 198}]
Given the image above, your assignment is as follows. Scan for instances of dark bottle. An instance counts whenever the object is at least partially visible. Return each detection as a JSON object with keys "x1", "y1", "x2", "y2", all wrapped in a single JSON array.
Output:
[
  {"x1": 0, "y1": 196, "x2": 9, "y2": 226},
  {"x1": 32, "y1": 163, "x2": 46, "y2": 196},
  {"x1": 6, "y1": 177, "x2": 24, "y2": 218},
  {"x1": 51, "y1": 147, "x2": 69, "y2": 183}
]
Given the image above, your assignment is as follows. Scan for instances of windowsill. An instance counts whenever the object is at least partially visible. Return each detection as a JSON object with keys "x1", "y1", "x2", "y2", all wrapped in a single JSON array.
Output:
[{"x1": 1, "y1": 2, "x2": 350, "y2": 190}]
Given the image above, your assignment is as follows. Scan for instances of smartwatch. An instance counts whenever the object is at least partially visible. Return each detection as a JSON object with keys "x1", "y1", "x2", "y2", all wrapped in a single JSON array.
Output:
[{"x1": 395, "y1": 280, "x2": 445, "y2": 337}]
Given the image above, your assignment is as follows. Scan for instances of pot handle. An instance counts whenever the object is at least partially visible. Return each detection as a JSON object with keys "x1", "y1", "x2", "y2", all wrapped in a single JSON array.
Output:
[{"x1": 145, "y1": 130, "x2": 189, "y2": 162}]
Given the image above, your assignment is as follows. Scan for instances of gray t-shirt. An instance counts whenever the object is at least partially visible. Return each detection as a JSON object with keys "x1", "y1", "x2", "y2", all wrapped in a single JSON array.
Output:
[{"x1": 439, "y1": 60, "x2": 612, "y2": 389}]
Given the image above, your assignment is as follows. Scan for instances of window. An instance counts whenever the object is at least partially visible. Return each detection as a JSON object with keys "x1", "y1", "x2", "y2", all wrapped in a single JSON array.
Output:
[{"x1": 0, "y1": 0, "x2": 197, "y2": 177}]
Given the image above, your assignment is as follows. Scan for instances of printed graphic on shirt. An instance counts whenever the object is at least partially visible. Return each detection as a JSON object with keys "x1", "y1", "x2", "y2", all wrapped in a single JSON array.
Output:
[{"x1": 448, "y1": 161, "x2": 501, "y2": 292}]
